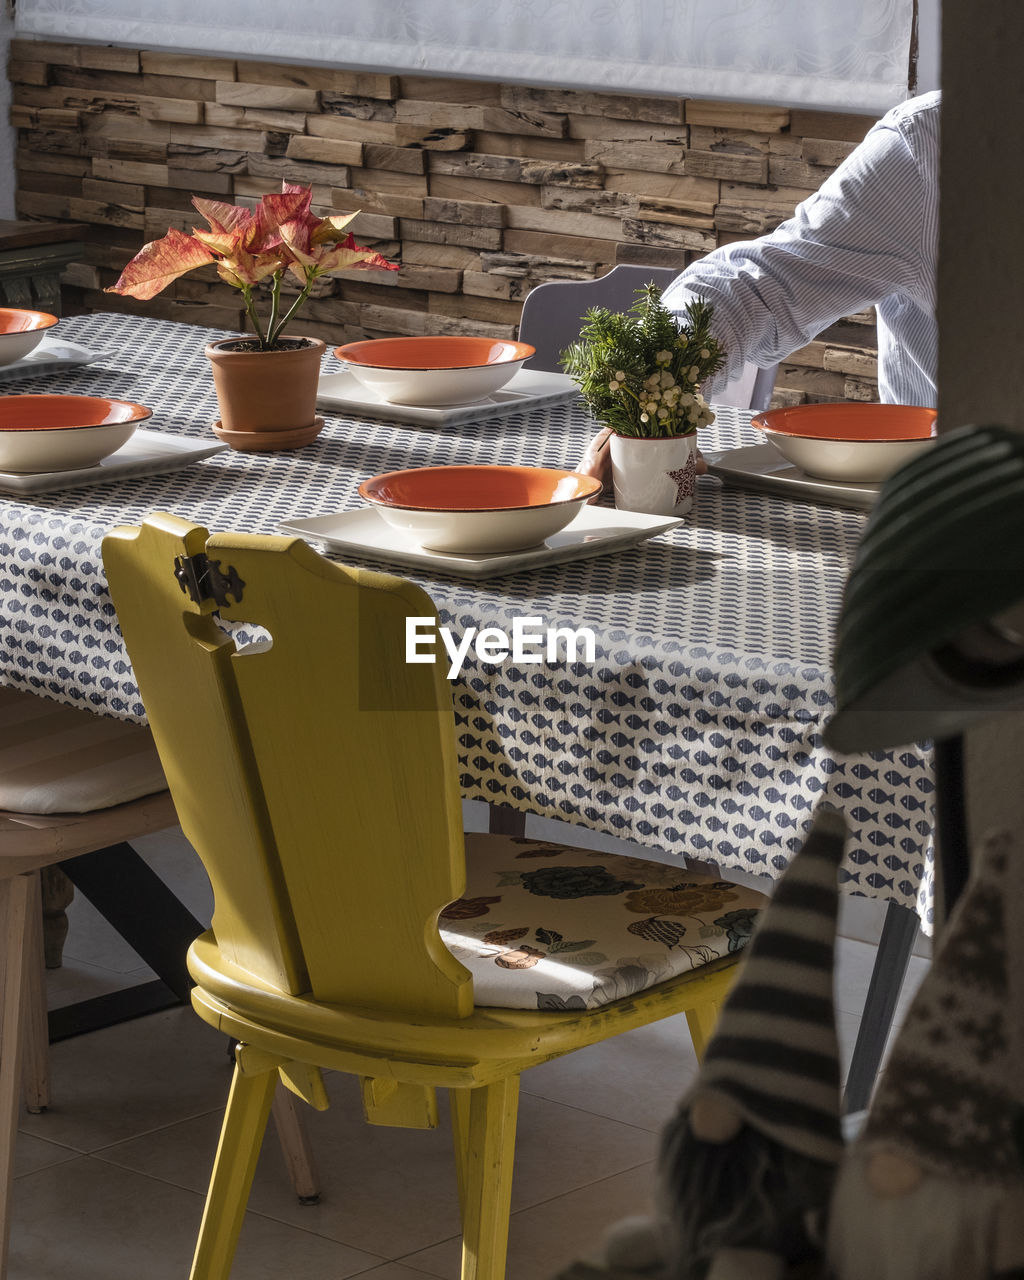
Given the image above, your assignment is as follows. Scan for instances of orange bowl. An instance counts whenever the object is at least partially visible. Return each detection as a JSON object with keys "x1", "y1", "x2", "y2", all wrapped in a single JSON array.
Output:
[
  {"x1": 752, "y1": 403, "x2": 938, "y2": 482},
  {"x1": 335, "y1": 336, "x2": 535, "y2": 407},
  {"x1": 0, "y1": 307, "x2": 59, "y2": 366},
  {"x1": 0, "y1": 395, "x2": 152, "y2": 473},
  {"x1": 359, "y1": 464, "x2": 602, "y2": 553}
]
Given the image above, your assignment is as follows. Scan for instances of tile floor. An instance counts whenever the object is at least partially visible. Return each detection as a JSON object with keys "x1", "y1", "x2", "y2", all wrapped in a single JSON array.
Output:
[{"x1": 10, "y1": 806, "x2": 929, "y2": 1280}]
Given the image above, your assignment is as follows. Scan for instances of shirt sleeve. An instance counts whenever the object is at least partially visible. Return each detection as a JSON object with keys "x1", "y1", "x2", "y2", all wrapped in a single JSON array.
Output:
[{"x1": 660, "y1": 105, "x2": 931, "y2": 391}]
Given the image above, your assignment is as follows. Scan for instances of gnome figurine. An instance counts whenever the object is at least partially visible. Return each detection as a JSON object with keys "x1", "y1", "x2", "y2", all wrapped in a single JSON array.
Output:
[
  {"x1": 624, "y1": 805, "x2": 848, "y2": 1280},
  {"x1": 828, "y1": 827, "x2": 1024, "y2": 1280}
]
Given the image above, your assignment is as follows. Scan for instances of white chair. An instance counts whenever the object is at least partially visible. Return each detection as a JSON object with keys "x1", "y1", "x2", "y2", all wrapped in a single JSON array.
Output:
[
  {"x1": 0, "y1": 687, "x2": 319, "y2": 1280},
  {"x1": 517, "y1": 264, "x2": 778, "y2": 411}
]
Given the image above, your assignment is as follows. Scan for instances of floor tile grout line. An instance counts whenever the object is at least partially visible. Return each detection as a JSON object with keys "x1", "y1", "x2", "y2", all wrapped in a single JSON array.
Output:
[
  {"x1": 384, "y1": 1157, "x2": 659, "y2": 1277},
  {"x1": 12, "y1": 1147, "x2": 82, "y2": 1180},
  {"x1": 17, "y1": 1149, "x2": 399, "y2": 1265},
  {"x1": 92, "y1": 1128, "x2": 660, "y2": 1253},
  {"x1": 15, "y1": 1129, "x2": 90, "y2": 1160},
  {"x1": 517, "y1": 1085, "x2": 673, "y2": 1135},
  {"x1": 80, "y1": 1149, "x2": 399, "y2": 1257},
  {"x1": 21, "y1": 1103, "x2": 230, "y2": 1156},
  {"x1": 87, "y1": 1146, "x2": 459, "y2": 1256}
]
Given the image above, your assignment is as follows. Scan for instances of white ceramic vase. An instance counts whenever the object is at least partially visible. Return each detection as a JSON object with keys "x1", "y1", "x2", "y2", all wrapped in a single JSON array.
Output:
[{"x1": 608, "y1": 432, "x2": 699, "y2": 516}]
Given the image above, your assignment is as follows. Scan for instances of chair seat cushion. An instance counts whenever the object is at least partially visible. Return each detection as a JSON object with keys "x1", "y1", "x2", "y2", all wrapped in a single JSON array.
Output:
[
  {"x1": 442, "y1": 833, "x2": 769, "y2": 1011},
  {"x1": 0, "y1": 686, "x2": 166, "y2": 815}
]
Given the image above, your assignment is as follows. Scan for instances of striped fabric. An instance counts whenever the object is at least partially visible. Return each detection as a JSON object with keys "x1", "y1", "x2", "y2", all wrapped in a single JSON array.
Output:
[
  {"x1": 662, "y1": 92, "x2": 940, "y2": 409},
  {"x1": 693, "y1": 806, "x2": 848, "y2": 1165},
  {"x1": 0, "y1": 685, "x2": 166, "y2": 815}
]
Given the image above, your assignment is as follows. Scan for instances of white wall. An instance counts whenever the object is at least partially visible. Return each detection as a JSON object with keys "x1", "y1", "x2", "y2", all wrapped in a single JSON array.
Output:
[{"x1": 1, "y1": 2, "x2": 15, "y2": 219}]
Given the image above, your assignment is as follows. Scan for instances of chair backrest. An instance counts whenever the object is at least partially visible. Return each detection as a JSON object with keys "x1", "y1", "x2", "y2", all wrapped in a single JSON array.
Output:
[
  {"x1": 519, "y1": 265, "x2": 680, "y2": 373},
  {"x1": 518, "y1": 264, "x2": 778, "y2": 411},
  {"x1": 102, "y1": 513, "x2": 472, "y2": 1020},
  {"x1": 713, "y1": 361, "x2": 779, "y2": 413}
]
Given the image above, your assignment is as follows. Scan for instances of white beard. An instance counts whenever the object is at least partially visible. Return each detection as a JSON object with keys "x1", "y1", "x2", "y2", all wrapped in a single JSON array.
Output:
[{"x1": 827, "y1": 1147, "x2": 1007, "y2": 1280}]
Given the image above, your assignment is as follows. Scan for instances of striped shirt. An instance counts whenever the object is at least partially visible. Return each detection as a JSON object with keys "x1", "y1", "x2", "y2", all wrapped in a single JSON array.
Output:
[{"x1": 662, "y1": 91, "x2": 940, "y2": 408}]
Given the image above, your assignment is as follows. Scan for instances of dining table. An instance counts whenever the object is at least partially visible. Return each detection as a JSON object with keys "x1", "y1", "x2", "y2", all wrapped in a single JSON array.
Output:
[{"x1": 0, "y1": 310, "x2": 935, "y2": 939}]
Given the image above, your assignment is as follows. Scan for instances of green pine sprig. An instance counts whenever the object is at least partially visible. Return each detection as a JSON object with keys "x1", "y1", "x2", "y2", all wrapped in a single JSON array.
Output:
[{"x1": 559, "y1": 284, "x2": 726, "y2": 438}]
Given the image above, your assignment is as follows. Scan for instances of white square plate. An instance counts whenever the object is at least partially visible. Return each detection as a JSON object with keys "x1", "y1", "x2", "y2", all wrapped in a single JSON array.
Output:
[
  {"x1": 706, "y1": 443, "x2": 879, "y2": 509},
  {"x1": 0, "y1": 429, "x2": 227, "y2": 495},
  {"x1": 316, "y1": 366, "x2": 579, "y2": 426},
  {"x1": 0, "y1": 337, "x2": 111, "y2": 383},
  {"x1": 279, "y1": 504, "x2": 682, "y2": 578}
]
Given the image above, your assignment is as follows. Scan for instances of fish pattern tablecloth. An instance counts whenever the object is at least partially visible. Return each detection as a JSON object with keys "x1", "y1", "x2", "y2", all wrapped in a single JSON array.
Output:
[{"x1": 0, "y1": 312, "x2": 934, "y2": 923}]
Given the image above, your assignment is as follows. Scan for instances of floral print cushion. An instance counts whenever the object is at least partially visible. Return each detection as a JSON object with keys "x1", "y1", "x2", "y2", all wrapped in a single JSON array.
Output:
[{"x1": 440, "y1": 834, "x2": 770, "y2": 1012}]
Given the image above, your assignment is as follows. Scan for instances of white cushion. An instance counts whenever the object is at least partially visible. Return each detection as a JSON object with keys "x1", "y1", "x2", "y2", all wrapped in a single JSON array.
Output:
[
  {"x1": 0, "y1": 686, "x2": 166, "y2": 815},
  {"x1": 442, "y1": 833, "x2": 769, "y2": 1011}
]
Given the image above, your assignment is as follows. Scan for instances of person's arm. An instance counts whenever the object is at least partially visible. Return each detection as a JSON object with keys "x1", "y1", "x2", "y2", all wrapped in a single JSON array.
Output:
[{"x1": 661, "y1": 104, "x2": 933, "y2": 393}]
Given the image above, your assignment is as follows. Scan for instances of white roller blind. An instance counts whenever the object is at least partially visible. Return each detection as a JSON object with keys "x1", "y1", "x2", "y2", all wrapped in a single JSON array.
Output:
[{"x1": 14, "y1": 0, "x2": 914, "y2": 113}]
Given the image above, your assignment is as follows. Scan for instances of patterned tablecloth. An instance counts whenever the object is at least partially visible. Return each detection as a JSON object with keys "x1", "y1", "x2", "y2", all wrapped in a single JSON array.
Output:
[{"x1": 0, "y1": 313, "x2": 934, "y2": 923}]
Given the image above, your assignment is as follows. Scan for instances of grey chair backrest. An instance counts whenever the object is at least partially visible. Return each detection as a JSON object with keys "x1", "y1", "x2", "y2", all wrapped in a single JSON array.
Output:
[
  {"x1": 714, "y1": 362, "x2": 779, "y2": 413},
  {"x1": 519, "y1": 264, "x2": 777, "y2": 412},
  {"x1": 519, "y1": 265, "x2": 679, "y2": 373}
]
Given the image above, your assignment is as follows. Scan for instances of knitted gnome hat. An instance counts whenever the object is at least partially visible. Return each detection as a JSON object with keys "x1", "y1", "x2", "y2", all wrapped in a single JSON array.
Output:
[
  {"x1": 860, "y1": 827, "x2": 1024, "y2": 1184},
  {"x1": 691, "y1": 805, "x2": 847, "y2": 1166}
]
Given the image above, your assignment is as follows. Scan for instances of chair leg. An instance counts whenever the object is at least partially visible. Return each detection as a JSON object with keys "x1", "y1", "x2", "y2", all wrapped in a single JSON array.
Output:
[
  {"x1": 684, "y1": 1000, "x2": 722, "y2": 1061},
  {"x1": 189, "y1": 1059, "x2": 276, "y2": 1280},
  {"x1": 842, "y1": 900, "x2": 919, "y2": 1115},
  {"x1": 39, "y1": 866, "x2": 73, "y2": 970},
  {"x1": 456, "y1": 1076, "x2": 520, "y2": 1280},
  {"x1": 450, "y1": 1087, "x2": 471, "y2": 1220},
  {"x1": 21, "y1": 877, "x2": 49, "y2": 1114},
  {"x1": 270, "y1": 1083, "x2": 320, "y2": 1205},
  {"x1": 1, "y1": 873, "x2": 39, "y2": 1280},
  {"x1": 488, "y1": 805, "x2": 527, "y2": 837},
  {"x1": 60, "y1": 842, "x2": 203, "y2": 1002}
]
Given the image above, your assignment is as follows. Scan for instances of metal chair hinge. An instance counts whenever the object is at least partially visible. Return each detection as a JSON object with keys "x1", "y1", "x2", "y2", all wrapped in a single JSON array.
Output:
[{"x1": 173, "y1": 552, "x2": 245, "y2": 608}]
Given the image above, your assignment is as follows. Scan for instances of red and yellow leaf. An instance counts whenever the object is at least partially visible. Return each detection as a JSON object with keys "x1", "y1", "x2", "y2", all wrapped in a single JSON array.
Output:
[
  {"x1": 251, "y1": 189, "x2": 312, "y2": 248},
  {"x1": 105, "y1": 228, "x2": 215, "y2": 300},
  {"x1": 314, "y1": 234, "x2": 399, "y2": 274},
  {"x1": 216, "y1": 248, "x2": 282, "y2": 289},
  {"x1": 278, "y1": 218, "x2": 316, "y2": 266},
  {"x1": 192, "y1": 227, "x2": 246, "y2": 258},
  {"x1": 192, "y1": 196, "x2": 252, "y2": 237},
  {"x1": 312, "y1": 210, "x2": 360, "y2": 245}
]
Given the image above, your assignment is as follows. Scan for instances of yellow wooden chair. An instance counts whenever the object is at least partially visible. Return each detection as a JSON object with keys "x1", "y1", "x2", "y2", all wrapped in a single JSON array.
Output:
[{"x1": 101, "y1": 512, "x2": 770, "y2": 1280}]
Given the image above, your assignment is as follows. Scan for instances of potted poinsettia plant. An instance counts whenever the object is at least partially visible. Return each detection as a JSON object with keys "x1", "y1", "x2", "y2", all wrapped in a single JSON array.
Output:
[
  {"x1": 106, "y1": 182, "x2": 397, "y2": 449},
  {"x1": 560, "y1": 285, "x2": 725, "y2": 515}
]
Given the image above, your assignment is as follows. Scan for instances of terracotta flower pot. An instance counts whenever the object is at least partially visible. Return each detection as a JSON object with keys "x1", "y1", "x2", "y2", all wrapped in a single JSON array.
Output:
[
  {"x1": 205, "y1": 336, "x2": 326, "y2": 451},
  {"x1": 608, "y1": 433, "x2": 699, "y2": 516}
]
